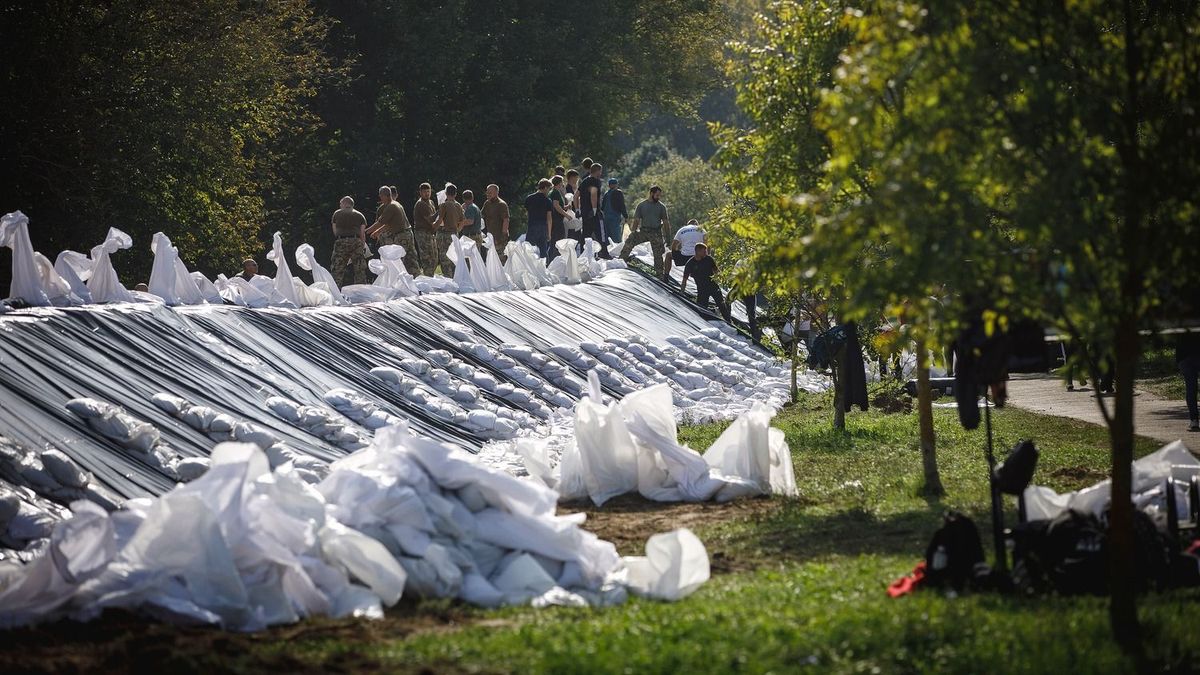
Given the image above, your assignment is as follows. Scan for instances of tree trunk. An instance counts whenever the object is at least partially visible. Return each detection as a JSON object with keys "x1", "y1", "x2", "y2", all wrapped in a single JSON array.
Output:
[
  {"x1": 916, "y1": 342, "x2": 945, "y2": 497},
  {"x1": 1108, "y1": 319, "x2": 1142, "y2": 653},
  {"x1": 831, "y1": 357, "x2": 845, "y2": 430},
  {"x1": 790, "y1": 328, "x2": 800, "y2": 402}
]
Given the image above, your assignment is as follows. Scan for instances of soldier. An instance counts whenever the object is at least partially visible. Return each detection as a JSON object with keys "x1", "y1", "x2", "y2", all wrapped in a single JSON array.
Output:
[
  {"x1": 330, "y1": 195, "x2": 368, "y2": 285},
  {"x1": 620, "y1": 185, "x2": 671, "y2": 280},
  {"x1": 366, "y1": 185, "x2": 415, "y2": 273},
  {"x1": 460, "y1": 189, "x2": 484, "y2": 249},
  {"x1": 412, "y1": 182, "x2": 438, "y2": 276},
  {"x1": 435, "y1": 183, "x2": 464, "y2": 277},
  {"x1": 480, "y1": 184, "x2": 510, "y2": 261}
]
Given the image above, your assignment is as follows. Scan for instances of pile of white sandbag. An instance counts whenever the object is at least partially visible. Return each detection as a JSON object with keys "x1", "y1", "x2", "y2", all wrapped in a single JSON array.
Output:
[
  {"x1": 0, "y1": 424, "x2": 708, "y2": 631},
  {"x1": 516, "y1": 376, "x2": 797, "y2": 506}
]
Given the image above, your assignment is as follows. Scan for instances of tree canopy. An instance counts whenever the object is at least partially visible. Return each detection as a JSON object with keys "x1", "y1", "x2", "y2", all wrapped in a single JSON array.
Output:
[{"x1": 0, "y1": 0, "x2": 729, "y2": 287}]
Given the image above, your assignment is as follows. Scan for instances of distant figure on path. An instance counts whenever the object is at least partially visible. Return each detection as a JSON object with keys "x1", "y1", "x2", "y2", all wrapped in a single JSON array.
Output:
[
  {"x1": 602, "y1": 177, "x2": 627, "y2": 244},
  {"x1": 330, "y1": 195, "x2": 368, "y2": 285},
  {"x1": 435, "y1": 184, "x2": 463, "y2": 276},
  {"x1": 412, "y1": 182, "x2": 438, "y2": 276},
  {"x1": 621, "y1": 185, "x2": 670, "y2": 280},
  {"x1": 481, "y1": 184, "x2": 510, "y2": 261},
  {"x1": 680, "y1": 242, "x2": 730, "y2": 322},
  {"x1": 366, "y1": 186, "x2": 415, "y2": 273},
  {"x1": 1179, "y1": 331, "x2": 1200, "y2": 432},
  {"x1": 524, "y1": 179, "x2": 554, "y2": 258}
]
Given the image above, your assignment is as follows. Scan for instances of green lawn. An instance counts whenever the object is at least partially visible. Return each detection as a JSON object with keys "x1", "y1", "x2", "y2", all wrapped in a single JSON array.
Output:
[{"x1": 6, "y1": 396, "x2": 1199, "y2": 674}]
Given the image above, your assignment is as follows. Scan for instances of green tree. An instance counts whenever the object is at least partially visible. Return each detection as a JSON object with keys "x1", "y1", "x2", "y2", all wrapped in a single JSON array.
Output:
[
  {"x1": 0, "y1": 0, "x2": 337, "y2": 281},
  {"x1": 808, "y1": 0, "x2": 1200, "y2": 647}
]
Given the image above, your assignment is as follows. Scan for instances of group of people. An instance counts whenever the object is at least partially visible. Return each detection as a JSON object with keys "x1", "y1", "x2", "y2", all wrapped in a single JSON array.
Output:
[
  {"x1": 231, "y1": 156, "x2": 733, "y2": 323},
  {"x1": 324, "y1": 182, "x2": 512, "y2": 285}
]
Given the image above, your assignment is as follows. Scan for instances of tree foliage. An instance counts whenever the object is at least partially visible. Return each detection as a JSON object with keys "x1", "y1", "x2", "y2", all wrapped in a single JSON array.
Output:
[
  {"x1": 0, "y1": 0, "x2": 730, "y2": 285},
  {"x1": 0, "y1": 0, "x2": 336, "y2": 281},
  {"x1": 719, "y1": 0, "x2": 1200, "y2": 643}
]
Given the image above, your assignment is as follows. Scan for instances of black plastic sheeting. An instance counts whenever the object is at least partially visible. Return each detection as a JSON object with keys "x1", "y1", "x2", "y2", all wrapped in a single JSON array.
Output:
[{"x1": 0, "y1": 271, "x2": 734, "y2": 501}]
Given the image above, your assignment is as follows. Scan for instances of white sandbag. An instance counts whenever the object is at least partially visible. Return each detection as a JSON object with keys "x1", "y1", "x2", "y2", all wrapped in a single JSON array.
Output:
[
  {"x1": 86, "y1": 227, "x2": 136, "y2": 304},
  {"x1": 54, "y1": 250, "x2": 94, "y2": 304},
  {"x1": 568, "y1": 394, "x2": 639, "y2": 507},
  {"x1": 191, "y1": 272, "x2": 224, "y2": 304},
  {"x1": 482, "y1": 233, "x2": 512, "y2": 290},
  {"x1": 621, "y1": 528, "x2": 709, "y2": 601},
  {"x1": 296, "y1": 242, "x2": 347, "y2": 305},
  {"x1": 0, "y1": 211, "x2": 52, "y2": 306},
  {"x1": 148, "y1": 233, "x2": 183, "y2": 305},
  {"x1": 265, "y1": 231, "x2": 301, "y2": 307}
]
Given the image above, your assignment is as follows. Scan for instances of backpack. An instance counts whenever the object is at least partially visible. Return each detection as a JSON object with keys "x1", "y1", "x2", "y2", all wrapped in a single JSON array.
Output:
[{"x1": 924, "y1": 511, "x2": 988, "y2": 590}]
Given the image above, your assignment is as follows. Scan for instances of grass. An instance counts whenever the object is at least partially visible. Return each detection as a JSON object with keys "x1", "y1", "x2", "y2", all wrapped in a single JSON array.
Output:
[
  {"x1": 5, "y1": 397, "x2": 1199, "y2": 674},
  {"x1": 1138, "y1": 346, "x2": 1186, "y2": 400}
]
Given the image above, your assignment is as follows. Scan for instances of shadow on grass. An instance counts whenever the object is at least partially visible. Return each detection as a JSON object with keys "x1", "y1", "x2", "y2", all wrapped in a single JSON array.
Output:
[{"x1": 711, "y1": 498, "x2": 1000, "y2": 566}]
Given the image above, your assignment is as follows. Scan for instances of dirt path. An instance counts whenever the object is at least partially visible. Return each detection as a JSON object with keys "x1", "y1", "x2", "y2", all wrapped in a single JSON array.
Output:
[{"x1": 1005, "y1": 374, "x2": 1197, "y2": 451}]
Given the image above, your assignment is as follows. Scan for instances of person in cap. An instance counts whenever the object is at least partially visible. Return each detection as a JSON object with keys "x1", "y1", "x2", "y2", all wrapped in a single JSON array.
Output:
[
  {"x1": 366, "y1": 185, "x2": 416, "y2": 273},
  {"x1": 681, "y1": 242, "x2": 731, "y2": 321},
  {"x1": 480, "y1": 184, "x2": 510, "y2": 261},
  {"x1": 434, "y1": 183, "x2": 463, "y2": 276},
  {"x1": 330, "y1": 195, "x2": 369, "y2": 285},
  {"x1": 621, "y1": 185, "x2": 671, "y2": 279},
  {"x1": 412, "y1": 182, "x2": 438, "y2": 276},
  {"x1": 601, "y1": 177, "x2": 627, "y2": 244}
]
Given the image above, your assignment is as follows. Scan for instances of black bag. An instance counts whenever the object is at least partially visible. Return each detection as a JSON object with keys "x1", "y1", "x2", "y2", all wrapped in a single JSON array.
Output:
[
  {"x1": 994, "y1": 440, "x2": 1039, "y2": 496},
  {"x1": 924, "y1": 511, "x2": 988, "y2": 590}
]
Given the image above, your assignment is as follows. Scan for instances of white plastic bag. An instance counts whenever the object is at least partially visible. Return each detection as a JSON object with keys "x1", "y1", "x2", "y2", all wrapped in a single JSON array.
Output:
[
  {"x1": 54, "y1": 250, "x2": 94, "y2": 304},
  {"x1": 86, "y1": 227, "x2": 136, "y2": 304},
  {"x1": 622, "y1": 528, "x2": 710, "y2": 600},
  {"x1": 265, "y1": 231, "x2": 301, "y2": 307},
  {"x1": 296, "y1": 242, "x2": 347, "y2": 305},
  {"x1": 1, "y1": 211, "x2": 53, "y2": 306}
]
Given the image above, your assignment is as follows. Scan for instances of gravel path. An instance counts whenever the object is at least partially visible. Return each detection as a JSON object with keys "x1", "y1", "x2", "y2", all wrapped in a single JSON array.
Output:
[{"x1": 1005, "y1": 373, "x2": 1197, "y2": 451}]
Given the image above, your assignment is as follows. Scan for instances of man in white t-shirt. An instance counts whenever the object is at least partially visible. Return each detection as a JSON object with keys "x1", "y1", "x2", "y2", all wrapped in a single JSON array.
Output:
[{"x1": 670, "y1": 219, "x2": 707, "y2": 270}]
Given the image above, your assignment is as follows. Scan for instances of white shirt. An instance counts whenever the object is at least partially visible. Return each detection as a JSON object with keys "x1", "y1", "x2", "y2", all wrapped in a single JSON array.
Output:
[{"x1": 673, "y1": 224, "x2": 706, "y2": 256}]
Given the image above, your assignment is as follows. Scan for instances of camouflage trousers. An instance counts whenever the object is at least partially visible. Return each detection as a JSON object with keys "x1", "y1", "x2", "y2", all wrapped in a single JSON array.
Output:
[
  {"x1": 330, "y1": 237, "x2": 368, "y2": 286},
  {"x1": 489, "y1": 229, "x2": 510, "y2": 263},
  {"x1": 619, "y1": 229, "x2": 666, "y2": 278},
  {"x1": 413, "y1": 230, "x2": 438, "y2": 277},
  {"x1": 437, "y1": 229, "x2": 456, "y2": 277},
  {"x1": 378, "y1": 228, "x2": 416, "y2": 275}
]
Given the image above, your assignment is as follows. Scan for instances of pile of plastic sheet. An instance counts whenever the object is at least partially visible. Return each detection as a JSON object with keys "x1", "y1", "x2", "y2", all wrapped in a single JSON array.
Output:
[{"x1": 1024, "y1": 440, "x2": 1199, "y2": 523}]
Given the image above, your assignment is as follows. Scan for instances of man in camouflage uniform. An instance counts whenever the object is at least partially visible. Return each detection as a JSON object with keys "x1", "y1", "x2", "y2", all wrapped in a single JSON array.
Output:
[
  {"x1": 330, "y1": 195, "x2": 368, "y2": 285},
  {"x1": 435, "y1": 183, "x2": 464, "y2": 277},
  {"x1": 620, "y1": 185, "x2": 671, "y2": 280},
  {"x1": 366, "y1": 185, "x2": 415, "y2": 273},
  {"x1": 412, "y1": 182, "x2": 438, "y2": 276},
  {"x1": 480, "y1": 183, "x2": 510, "y2": 262}
]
